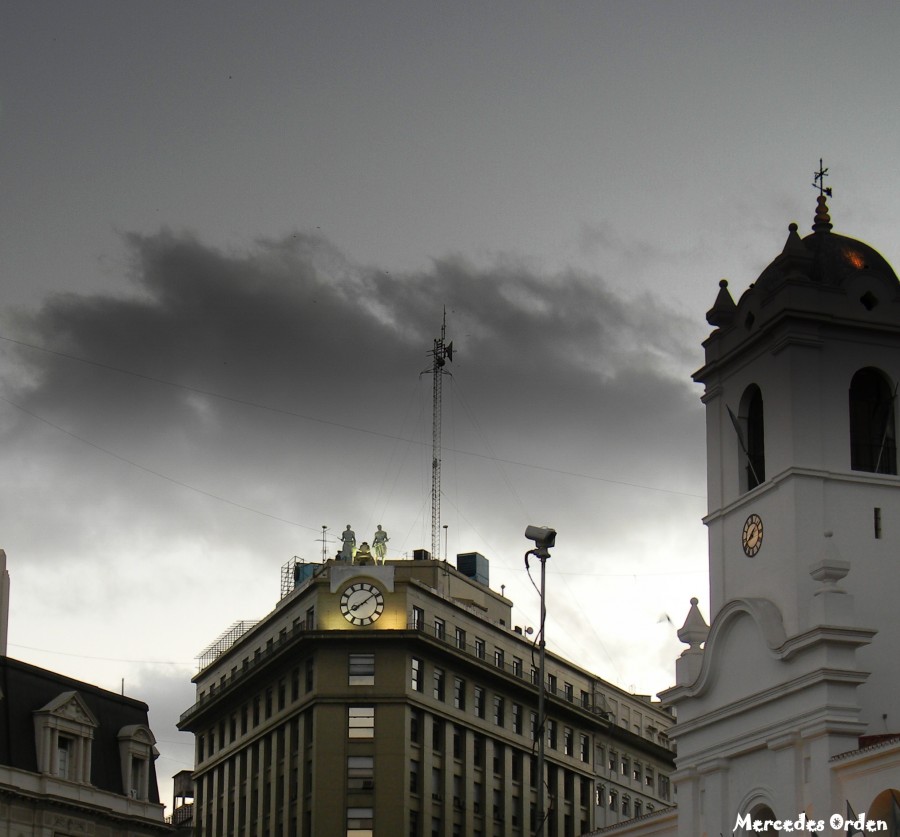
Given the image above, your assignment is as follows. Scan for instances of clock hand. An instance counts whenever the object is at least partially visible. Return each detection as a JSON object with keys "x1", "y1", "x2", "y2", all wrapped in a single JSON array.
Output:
[{"x1": 351, "y1": 593, "x2": 377, "y2": 612}]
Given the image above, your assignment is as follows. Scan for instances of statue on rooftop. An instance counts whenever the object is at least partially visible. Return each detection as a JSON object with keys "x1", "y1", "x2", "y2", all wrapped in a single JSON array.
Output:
[
  {"x1": 373, "y1": 525, "x2": 389, "y2": 563},
  {"x1": 354, "y1": 542, "x2": 374, "y2": 565},
  {"x1": 340, "y1": 525, "x2": 356, "y2": 561}
]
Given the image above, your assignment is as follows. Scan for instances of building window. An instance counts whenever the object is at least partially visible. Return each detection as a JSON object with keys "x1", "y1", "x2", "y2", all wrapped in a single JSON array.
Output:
[
  {"x1": 412, "y1": 606, "x2": 425, "y2": 630},
  {"x1": 634, "y1": 800, "x2": 642, "y2": 817},
  {"x1": 411, "y1": 657, "x2": 423, "y2": 692},
  {"x1": 349, "y1": 653, "x2": 375, "y2": 686},
  {"x1": 492, "y1": 696, "x2": 504, "y2": 726},
  {"x1": 580, "y1": 734, "x2": 590, "y2": 763},
  {"x1": 410, "y1": 709, "x2": 421, "y2": 744},
  {"x1": 622, "y1": 795, "x2": 630, "y2": 816},
  {"x1": 621, "y1": 755, "x2": 629, "y2": 776},
  {"x1": 580, "y1": 776, "x2": 591, "y2": 807},
  {"x1": 494, "y1": 648, "x2": 504, "y2": 669},
  {"x1": 453, "y1": 726, "x2": 463, "y2": 758},
  {"x1": 512, "y1": 703, "x2": 523, "y2": 735},
  {"x1": 547, "y1": 719, "x2": 557, "y2": 750},
  {"x1": 474, "y1": 686, "x2": 485, "y2": 718},
  {"x1": 348, "y1": 756, "x2": 374, "y2": 790},
  {"x1": 473, "y1": 735, "x2": 484, "y2": 767},
  {"x1": 564, "y1": 682, "x2": 574, "y2": 702},
  {"x1": 455, "y1": 627, "x2": 466, "y2": 650},
  {"x1": 57, "y1": 736, "x2": 71, "y2": 779},
  {"x1": 347, "y1": 806, "x2": 373, "y2": 837},
  {"x1": 453, "y1": 677, "x2": 466, "y2": 710},
  {"x1": 433, "y1": 668, "x2": 445, "y2": 701},
  {"x1": 563, "y1": 726, "x2": 573, "y2": 756},
  {"x1": 645, "y1": 767, "x2": 654, "y2": 787},
  {"x1": 432, "y1": 719, "x2": 443, "y2": 751},
  {"x1": 659, "y1": 775, "x2": 671, "y2": 801},
  {"x1": 609, "y1": 751, "x2": 617, "y2": 772},
  {"x1": 850, "y1": 367, "x2": 897, "y2": 474},
  {"x1": 305, "y1": 658, "x2": 314, "y2": 692},
  {"x1": 564, "y1": 771, "x2": 574, "y2": 802},
  {"x1": 580, "y1": 689, "x2": 590, "y2": 708},
  {"x1": 547, "y1": 673, "x2": 557, "y2": 693},
  {"x1": 609, "y1": 790, "x2": 617, "y2": 811},
  {"x1": 633, "y1": 762, "x2": 642, "y2": 782},
  {"x1": 117, "y1": 724, "x2": 156, "y2": 800},
  {"x1": 530, "y1": 711, "x2": 538, "y2": 742},
  {"x1": 474, "y1": 638, "x2": 485, "y2": 659},
  {"x1": 512, "y1": 656, "x2": 523, "y2": 677},
  {"x1": 531, "y1": 667, "x2": 539, "y2": 685},
  {"x1": 432, "y1": 767, "x2": 442, "y2": 801},
  {"x1": 348, "y1": 706, "x2": 375, "y2": 739},
  {"x1": 739, "y1": 384, "x2": 766, "y2": 490},
  {"x1": 409, "y1": 759, "x2": 419, "y2": 793},
  {"x1": 33, "y1": 691, "x2": 99, "y2": 785},
  {"x1": 434, "y1": 618, "x2": 445, "y2": 641}
]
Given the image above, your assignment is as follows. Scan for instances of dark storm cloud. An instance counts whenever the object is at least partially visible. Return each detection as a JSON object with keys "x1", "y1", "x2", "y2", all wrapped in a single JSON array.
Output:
[
  {"x1": 7, "y1": 228, "x2": 699, "y2": 435},
  {"x1": 0, "y1": 229, "x2": 704, "y2": 574}
]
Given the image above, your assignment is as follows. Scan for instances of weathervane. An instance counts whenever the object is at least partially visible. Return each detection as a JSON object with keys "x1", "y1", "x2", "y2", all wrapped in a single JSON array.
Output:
[{"x1": 812, "y1": 158, "x2": 832, "y2": 197}]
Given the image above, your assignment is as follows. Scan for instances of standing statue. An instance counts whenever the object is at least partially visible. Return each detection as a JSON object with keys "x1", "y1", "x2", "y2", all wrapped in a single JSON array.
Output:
[
  {"x1": 340, "y1": 525, "x2": 356, "y2": 561},
  {"x1": 372, "y1": 525, "x2": 389, "y2": 563}
]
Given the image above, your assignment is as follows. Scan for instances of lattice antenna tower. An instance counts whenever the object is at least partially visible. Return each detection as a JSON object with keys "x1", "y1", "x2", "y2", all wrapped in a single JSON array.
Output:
[{"x1": 423, "y1": 310, "x2": 453, "y2": 560}]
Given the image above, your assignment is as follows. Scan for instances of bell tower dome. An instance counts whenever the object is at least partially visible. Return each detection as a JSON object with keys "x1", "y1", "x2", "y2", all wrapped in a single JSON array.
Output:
[{"x1": 692, "y1": 190, "x2": 900, "y2": 731}]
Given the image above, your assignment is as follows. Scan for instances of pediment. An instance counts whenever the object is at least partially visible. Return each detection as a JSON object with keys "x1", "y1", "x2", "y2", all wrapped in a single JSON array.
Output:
[
  {"x1": 35, "y1": 690, "x2": 99, "y2": 728},
  {"x1": 118, "y1": 723, "x2": 156, "y2": 746}
]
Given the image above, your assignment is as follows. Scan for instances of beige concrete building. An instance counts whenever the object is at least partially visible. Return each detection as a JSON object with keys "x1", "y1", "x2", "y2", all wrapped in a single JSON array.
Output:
[{"x1": 178, "y1": 553, "x2": 675, "y2": 836}]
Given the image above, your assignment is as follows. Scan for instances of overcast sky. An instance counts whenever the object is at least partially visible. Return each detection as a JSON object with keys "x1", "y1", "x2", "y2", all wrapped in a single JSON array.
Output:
[{"x1": 3, "y1": 0, "x2": 900, "y2": 813}]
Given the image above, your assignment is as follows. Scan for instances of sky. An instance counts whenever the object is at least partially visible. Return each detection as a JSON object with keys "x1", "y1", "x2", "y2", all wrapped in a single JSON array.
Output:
[{"x1": 3, "y1": 0, "x2": 900, "y2": 814}]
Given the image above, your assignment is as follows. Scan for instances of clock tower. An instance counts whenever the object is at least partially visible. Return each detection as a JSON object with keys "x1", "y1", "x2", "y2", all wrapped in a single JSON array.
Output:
[
  {"x1": 662, "y1": 189, "x2": 900, "y2": 837},
  {"x1": 694, "y1": 194, "x2": 900, "y2": 700}
]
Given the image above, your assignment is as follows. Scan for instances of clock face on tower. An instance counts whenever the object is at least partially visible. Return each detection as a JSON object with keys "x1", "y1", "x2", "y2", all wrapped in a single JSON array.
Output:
[
  {"x1": 741, "y1": 513, "x2": 764, "y2": 557},
  {"x1": 340, "y1": 582, "x2": 385, "y2": 626}
]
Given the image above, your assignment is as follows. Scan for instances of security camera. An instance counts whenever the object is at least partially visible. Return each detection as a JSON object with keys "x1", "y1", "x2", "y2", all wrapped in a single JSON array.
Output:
[{"x1": 525, "y1": 525, "x2": 556, "y2": 551}]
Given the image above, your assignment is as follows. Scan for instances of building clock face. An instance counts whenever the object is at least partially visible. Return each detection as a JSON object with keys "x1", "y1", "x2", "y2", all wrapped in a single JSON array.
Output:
[
  {"x1": 340, "y1": 582, "x2": 385, "y2": 626},
  {"x1": 741, "y1": 513, "x2": 764, "y2": 557}
]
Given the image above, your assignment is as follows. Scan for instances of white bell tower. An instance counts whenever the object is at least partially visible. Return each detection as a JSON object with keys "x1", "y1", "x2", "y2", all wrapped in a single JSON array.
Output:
[
  {"x1": 662, "y1": 187, "x2": 900, "y2": 837},
  {"x1": 692, "y1": 192, "x2": 900, "y2": 730}
]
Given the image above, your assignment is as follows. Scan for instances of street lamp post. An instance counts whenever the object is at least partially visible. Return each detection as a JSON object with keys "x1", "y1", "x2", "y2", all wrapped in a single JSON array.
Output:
[{"x1": 525, "y1": 525, "x2": 557, "y2": 837}]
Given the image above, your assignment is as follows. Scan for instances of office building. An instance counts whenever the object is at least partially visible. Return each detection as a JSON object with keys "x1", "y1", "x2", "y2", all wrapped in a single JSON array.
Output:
[{"x1": 178, "y1": 550, "x2": 675, "y2": 836}]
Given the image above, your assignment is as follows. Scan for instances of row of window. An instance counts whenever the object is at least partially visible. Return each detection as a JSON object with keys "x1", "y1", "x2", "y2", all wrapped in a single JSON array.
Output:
[
  {"x1": 598, "y1": 785, "x2": 653, "y2": 818},
  {"x1": 597, "y1": 744, "x2": 658, "y2": 790},
  {"x1": 409, "y1": 657, "x2": 591, "y2": 762},
  {"x1": 410, "y1": 608, "x2": 594, "y2": 708},
  {"x1": 199, "y1": 657, "x2": 314, "y2": 762}
]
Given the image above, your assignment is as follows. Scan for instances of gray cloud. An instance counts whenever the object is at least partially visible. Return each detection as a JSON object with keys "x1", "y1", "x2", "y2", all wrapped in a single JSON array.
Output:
[{"x1": 0, "y1": 228, "x2": 707, "y2": 700}]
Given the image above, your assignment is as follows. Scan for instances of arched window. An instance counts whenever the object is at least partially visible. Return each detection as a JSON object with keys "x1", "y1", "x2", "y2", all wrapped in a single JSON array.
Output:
[
  {"x1": 737, "y1": 385, "x2": 765, "y2": 491},
  {"x1": 849, "y1": 368, "x2": 897, "y2": 474}
]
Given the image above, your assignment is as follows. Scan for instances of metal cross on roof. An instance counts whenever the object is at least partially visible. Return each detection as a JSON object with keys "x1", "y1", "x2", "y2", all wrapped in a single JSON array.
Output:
[{"x1": 812, "y1": 158, "x2": 833, "y2": 197}]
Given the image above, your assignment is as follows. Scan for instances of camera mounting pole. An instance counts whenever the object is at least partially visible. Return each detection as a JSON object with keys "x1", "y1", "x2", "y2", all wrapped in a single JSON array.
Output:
[{"x1": 525, "y1": 525, "x2": 556, "y2": 837}]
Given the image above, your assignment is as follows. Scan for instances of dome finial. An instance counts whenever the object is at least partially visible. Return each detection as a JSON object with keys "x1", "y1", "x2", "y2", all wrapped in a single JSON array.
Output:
[{"x1": 811, "y1": 158, "x2": 833, "y2": 233}]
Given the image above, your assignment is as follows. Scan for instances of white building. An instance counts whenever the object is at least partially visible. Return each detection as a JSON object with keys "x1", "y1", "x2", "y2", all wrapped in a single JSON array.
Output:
[{"x1": 596, "y1": 192, "x2": 900, "y2": 836}]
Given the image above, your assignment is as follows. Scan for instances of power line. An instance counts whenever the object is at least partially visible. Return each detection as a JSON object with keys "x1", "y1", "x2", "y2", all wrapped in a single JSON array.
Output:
[
  {"x1": 0, "y1": 332, "x2": 706, "y2": 500},
  {"x1": 0, "y1": 394, "x2": 324, "y2": 533},
  {"x1": 8, "y1": 642, "x2": 192, "y2": 666}
]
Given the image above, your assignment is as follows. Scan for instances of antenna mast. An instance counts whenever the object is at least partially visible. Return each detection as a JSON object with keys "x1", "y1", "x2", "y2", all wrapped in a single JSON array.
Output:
[{"x1": 424, "y1": 310, "x2": 453, "y2": 560}]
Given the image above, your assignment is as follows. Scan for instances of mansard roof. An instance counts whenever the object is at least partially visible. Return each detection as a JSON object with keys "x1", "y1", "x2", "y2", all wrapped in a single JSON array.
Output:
[{"x1": 0, "y1": 655, "x2": 161, "y2": 802}]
